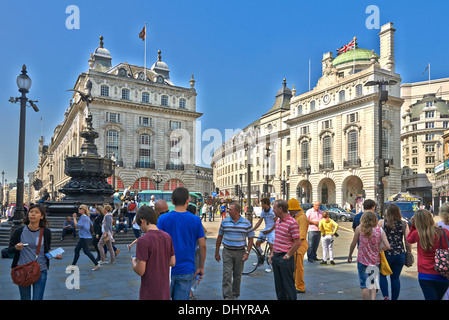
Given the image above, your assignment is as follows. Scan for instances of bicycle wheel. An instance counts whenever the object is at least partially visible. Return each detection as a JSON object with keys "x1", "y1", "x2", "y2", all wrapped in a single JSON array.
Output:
[{"x1": 242, "y1": 247, "x2": 260, "y2": 275}]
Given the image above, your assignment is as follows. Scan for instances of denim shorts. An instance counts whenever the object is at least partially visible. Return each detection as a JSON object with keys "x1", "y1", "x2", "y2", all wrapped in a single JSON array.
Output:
[{"x1": 357, "y1": 262, "x2": 379, "y2": 289}]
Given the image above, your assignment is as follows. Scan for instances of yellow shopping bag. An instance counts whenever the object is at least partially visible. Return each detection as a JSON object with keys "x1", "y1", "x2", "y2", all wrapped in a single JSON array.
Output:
[{"x1": 380, "y1": 251, "x2": 393, "y2": 276}]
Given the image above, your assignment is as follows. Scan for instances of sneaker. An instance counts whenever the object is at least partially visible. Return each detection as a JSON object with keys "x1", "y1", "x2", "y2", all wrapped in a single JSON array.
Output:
[
  {"x1": 265, "y1": 267, "x2": 272, "y2": 273},
  {"x1": 330, "y1": 260, "x2": 335, "y2": 265},
  {"x1": 92, "y1": 264, "x2": 101, "y2": 271},
  {"x1": 320, "y1": 260, "x2": 327, "y2": 265},
  {"x1": 99, "y1": 260, "x2": 109, "y2": 265}
]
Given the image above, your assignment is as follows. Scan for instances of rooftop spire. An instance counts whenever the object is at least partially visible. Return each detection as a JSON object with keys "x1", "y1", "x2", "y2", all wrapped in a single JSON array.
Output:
[{"x1": 99, "y1": 35, "x2": 104, "y2": 48}]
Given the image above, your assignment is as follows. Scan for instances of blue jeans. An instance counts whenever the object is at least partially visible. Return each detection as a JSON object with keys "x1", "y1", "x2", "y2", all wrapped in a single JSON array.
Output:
[
  {"x1": 19, "y1": 270, "x2": 47, "y2": 300},
  {"x1": 419, "y1": 278, "x2": 449, "y2": 300},
  {"x1": 379, "y1": 252, "x2": 405, "y2": 300},
  {"x1": 170, "y1": 273, "x2": 194, "y2": 300},
  {"x1": 307, "y1": 231, "x2": 321, "y2": 260}
]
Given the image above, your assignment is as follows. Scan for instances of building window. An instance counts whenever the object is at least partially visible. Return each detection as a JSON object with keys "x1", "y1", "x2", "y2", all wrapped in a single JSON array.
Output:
[
  {"x1": 161, "y1": 95, "x2": 169, "y2": 106},
  {"x1": 425, "y1": 145, "x2": 435, "y2": 152},
  {"x1": 298, "y1": 105, "x2": 303, "y2": 115},
  {"x1": 323, "y1": 136, "x2": 332, "y2": 167},
  {"x1": 412, "y1": 146, "x2": 418, "y2": 154},
  {"x1": 301, "y1": 141, "x2": 309, "y2": 169},
  {"x1": 444, "y1": 121, "x2": 449, "y2": 128},
  {"x1": 301, "y1": 126, "x2": 309, "y2": 135},
  {"x1": 425, "y1": 111, "x2": 435, "y2": 118},
  {"x1": 339, "y1": 90, "x2": 346, "y2": 102},
  {"x1": 139, "y1": 134, "x2": 151, "y2": 167},
  {"x1": 169, "y1": 136, "x2": 182, "y2": 164},
  {"x1": 179, "y1": 98, "x2": 187, "y2": 109},
  {"x1": 310, "y1": 100, "x2": 315, "y2": 111},
  {"x1": 106, "y1": 112, "x2": 120, "y2": 123},
  {"x1": 122, "y1": 88, "x2": 130, "y2": 100},
  {"x1": 138, "y1": 116, "x2": 152, "y2": 127},
  {"x1": 356, "y1": 84, "x2": 363, "y2": 96},
  {"x1": 322, "y1": 119, "x2": 332, "y2": 130},
  {"x1": 142, "y1": 92, "x2": 150, "y2": 103},
  {"x1": 412, "y1": 157, "x2": 418, "y2": 165},
  {"x1": 169, "y1": 121, "x2": 182, "y2": 130},
  {"x1": 347, "y1": 130, "x2": 358, "y2": 162},
  {"x1": 425, "y1": 122, "x2": 435, "y2": 129},
  {"x1": 106, "y1": 130, "x2": 119, "y2": 158},
  {"x1": 425, "y1": 156, "x2": 435, "y2": 164},
  {"x1": 425, "y1": 134, "x2": 435, "y2": 141},
  {"x1": 100, "y1": 85, "x2": 109, "y2": 97},
  {"x1": 286, "y1": 150, "x2": 291, "y2": 161},
  {"x1": 347, "y1": 112, "x2": 359, "y2": 123}
]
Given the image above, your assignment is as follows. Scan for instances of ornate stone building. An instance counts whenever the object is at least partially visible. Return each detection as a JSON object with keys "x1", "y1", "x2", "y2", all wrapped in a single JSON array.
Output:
[
  {"x1": 400, "y1": 77, "x2": 449, "y2": 207},
  {"x1": 32, "y1": 36, "x2": 213, "y2": 201},
  {"x1": 212, "y1": 22, "x2": 403, "y2": 207}
]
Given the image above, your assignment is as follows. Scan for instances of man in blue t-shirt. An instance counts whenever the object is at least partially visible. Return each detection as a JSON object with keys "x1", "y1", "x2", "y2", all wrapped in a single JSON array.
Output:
[{"x1": 157, "y1": 187, "x2": 206, "y2": 300}]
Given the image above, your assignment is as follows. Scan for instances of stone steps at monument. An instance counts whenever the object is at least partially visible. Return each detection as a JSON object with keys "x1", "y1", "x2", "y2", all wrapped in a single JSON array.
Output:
[{"x1": 0, "y1": 216, "x2": 137, "y2": 249}]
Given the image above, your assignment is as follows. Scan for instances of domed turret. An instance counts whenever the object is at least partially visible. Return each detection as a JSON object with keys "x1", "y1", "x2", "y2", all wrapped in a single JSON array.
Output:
[{"x1": 90, "y1": 36, "x2": 112, "y2": 72}]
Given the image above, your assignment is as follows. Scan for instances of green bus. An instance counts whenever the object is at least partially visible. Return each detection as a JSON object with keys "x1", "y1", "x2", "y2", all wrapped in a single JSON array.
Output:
[{"x1": 137, "y1": 190, "x2": 203, "y2": 212}]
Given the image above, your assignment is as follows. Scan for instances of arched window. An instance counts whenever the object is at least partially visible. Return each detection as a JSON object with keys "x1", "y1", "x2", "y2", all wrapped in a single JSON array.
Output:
[
  {"x1": 310, "y1": 100, "x2": 315, "y2": 111},
  {"x1": 106, "y1": 130, "x2": 119, "y2": 158},
  {"x1": 347, "y1": 130, "x2": 358, "y2": 163},
  {"x1": 356, "y1": 84, "x2": 363, "y2": 96},
  {"x1": 339, "y1": 90, "x2": 346, "y2": 102},
  {"x1": 163, "y1": 179, "x2": 183, "y2": 191}
]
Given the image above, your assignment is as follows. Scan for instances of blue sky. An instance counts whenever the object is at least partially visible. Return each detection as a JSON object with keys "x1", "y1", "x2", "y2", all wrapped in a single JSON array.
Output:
[{"x1": 0, "y1": 0, "x2": 448, "y2": 184}]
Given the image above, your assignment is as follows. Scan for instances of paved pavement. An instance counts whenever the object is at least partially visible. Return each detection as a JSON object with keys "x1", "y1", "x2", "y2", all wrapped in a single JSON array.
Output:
[{"x1": 0, "y1": 215, "x2": 438, "y2": 300}]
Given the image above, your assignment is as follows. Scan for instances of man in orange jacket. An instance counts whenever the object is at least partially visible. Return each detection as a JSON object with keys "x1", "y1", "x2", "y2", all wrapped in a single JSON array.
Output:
[{"x1": 288, "y1": 198, "x2": 309, "y2": 293}]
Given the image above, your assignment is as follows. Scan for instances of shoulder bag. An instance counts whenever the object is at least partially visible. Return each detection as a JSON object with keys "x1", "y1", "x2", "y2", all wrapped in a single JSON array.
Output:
[
  {"x1": 11, "y1": 227, "x2": 44, "y2": 287},
  {"x1": 435, "y1": 227, "x2": 449, "y2": 279},
  {"x1": 402, "y1": 221, "x2": 414, "y2": 267}
]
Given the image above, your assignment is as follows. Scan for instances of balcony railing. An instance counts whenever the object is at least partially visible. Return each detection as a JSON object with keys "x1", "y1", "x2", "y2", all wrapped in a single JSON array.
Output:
[
  {"x1": 135, "y1": 161, "x2": 155, "y2": 169},
  {"x1": 319, "y1": 161, "x2": 334, "y2": 171},
  {"x1": 343, "y1": 158, "x2": 361, "y2": 169},
  {"x1": 166, "y1": 163, "x2": 185, "y2": 171},
  {"x1": 298, "y1": 165, "x2": 311, "y2": 174}
]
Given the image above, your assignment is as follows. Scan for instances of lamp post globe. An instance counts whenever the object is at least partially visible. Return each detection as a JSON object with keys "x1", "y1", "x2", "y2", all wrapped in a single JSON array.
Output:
[{"x1": 16, "y1": 65, "x2": 31, "y2": 93}]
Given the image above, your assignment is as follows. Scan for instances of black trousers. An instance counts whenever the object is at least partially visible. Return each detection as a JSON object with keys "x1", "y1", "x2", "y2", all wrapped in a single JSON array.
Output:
[{"x1": 272, "y1": 252, "x2": 296, "y2": 300}]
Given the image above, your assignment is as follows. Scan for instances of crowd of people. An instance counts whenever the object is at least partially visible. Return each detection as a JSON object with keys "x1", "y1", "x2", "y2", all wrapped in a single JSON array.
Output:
[{"x1": 5, "y1": 187, "x2": 449, "y2": 301}]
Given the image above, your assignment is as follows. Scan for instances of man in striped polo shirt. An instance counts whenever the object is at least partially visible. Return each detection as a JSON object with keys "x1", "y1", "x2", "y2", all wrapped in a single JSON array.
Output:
[
  {"x1": 269, "y1": 199, "x2": 301, "y2": 300},
  {"x1": 215, "y1": 202, "x2": 254, "y2": 300}
]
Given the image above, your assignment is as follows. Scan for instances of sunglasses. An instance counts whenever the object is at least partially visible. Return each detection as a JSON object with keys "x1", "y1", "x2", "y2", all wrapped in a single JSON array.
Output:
[{"x1": 159, "y1": 210, "x2": 169, "y2": 214}]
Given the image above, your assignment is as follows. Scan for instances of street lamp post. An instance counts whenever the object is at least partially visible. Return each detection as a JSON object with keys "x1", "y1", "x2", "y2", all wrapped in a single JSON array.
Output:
[
  {"x1": 9, "y1": 65, "x2": 39, "y2": 227},
  {"x1": 154, "y1": 171, "x2": 163, "y2": 190},
  {"x1": 265, "y1": 145, "x2": 270, "y2": 198},
  {"x1": 364, "y1": 79, "x2": 397, "y2": 218}
]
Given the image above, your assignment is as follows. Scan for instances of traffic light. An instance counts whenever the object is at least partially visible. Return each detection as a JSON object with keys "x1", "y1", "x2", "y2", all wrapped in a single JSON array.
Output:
[
  {"x1": 281, "y1": 181, "x2": 285, "y2": 195},
  {"x1": 383, "y1": 158, "x2": 391, "y2": 176}
]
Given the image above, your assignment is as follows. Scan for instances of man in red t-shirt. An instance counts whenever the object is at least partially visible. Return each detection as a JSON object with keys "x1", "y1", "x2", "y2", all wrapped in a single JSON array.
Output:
[
  {"x1": 132, "y1": 206, "x2": 175, "y2": 300},
  {"x1": 269, "y1": 199, "x2": 301, "y2": 300}
]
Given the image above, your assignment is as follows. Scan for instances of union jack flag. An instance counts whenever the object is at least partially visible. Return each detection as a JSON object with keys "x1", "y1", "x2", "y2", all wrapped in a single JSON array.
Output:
[{"x1": 337, "y1": 38, "x2": 356, "y2": 55}]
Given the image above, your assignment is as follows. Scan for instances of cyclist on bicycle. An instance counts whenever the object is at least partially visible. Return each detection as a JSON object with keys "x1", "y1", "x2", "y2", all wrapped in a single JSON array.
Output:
[{"x1": 253, "y1": 197, "x2": 277, "y2": 272}]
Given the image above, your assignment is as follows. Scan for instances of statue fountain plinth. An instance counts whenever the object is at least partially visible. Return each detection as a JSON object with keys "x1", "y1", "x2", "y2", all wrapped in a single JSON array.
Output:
[{"x1": 45, "y1": 81, "x2": 115, "y2": 216}]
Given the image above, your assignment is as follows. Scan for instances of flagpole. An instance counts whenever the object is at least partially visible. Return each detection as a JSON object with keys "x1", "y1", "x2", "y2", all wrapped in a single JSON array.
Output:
[{"x1": 144, "y1": 22, "x2": 147, "y2": 81}]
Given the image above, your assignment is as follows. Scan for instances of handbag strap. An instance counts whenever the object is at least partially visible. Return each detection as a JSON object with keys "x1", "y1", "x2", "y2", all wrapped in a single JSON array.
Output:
[
  {"x1": 438, "y1": 226, "x2": 449, "y2": 250},
  {"x1": 35, "y1": 227, "x2": 44, "y2": 259}
]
